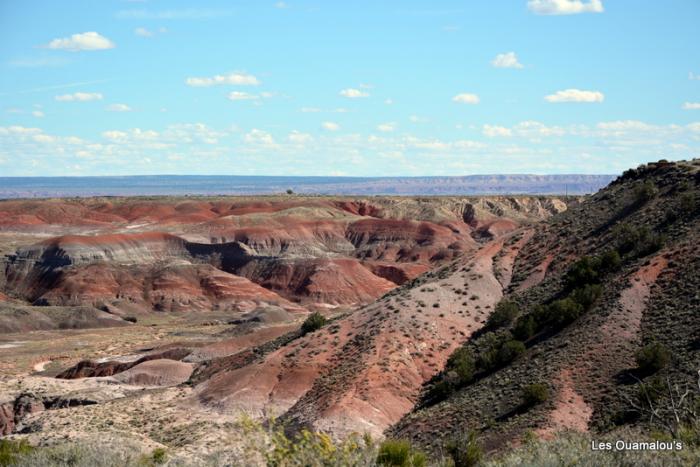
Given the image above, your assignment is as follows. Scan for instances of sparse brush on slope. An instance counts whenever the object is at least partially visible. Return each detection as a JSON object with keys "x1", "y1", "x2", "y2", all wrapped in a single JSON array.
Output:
[{"x1": 389, "y1": 159, "x2": 700, "y2": 458}]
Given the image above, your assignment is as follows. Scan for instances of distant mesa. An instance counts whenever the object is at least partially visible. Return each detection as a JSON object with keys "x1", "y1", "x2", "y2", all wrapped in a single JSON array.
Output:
[{"x1": 0, "y1": 174, "x2": 615, "y2": 199}]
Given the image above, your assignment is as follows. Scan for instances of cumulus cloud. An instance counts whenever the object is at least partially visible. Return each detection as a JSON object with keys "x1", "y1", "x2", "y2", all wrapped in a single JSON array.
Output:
[
  {"x1": 322, "y1": 121, "x2": 340, "y2": 131},
  {"x1": 683, "y1": 102, "x2": 700, "y2": 110},
  {"x1": 491, "y1": 52, "x2": 523, "y2": 69},
  {"x1": 482, "y1": 125, "x2": 512, "y2": 137},
  {"x1": 45, "y1": 32, "x2": 115, "y2": 51},
  {"x1": 452, "y1": 93, "x2": 480, "y2": 104},
  {"x1": 55, "y1": 92, "x2": 103, "y2": 102},
  {"x1": 340, "y1": 88, "x2": 369, "y2": 98},
  {"x1": 377, "y1": 123, "x2": 396, "y2": 133},
  {"x1": 545, "y1": 89, "x2": 604, "y2": 103},
  {"x1": 106, "y1": 103, "x2": 132, "y2": 112},
  {"x1": 32, "y1": 110, "x2": 45, "y2": 118},
  {"x1": 186, "y1": 72, "x2": 260, "y2": 87},
  {"x1": 527, "y1": 0, "x2": 604, "y2": 15}
]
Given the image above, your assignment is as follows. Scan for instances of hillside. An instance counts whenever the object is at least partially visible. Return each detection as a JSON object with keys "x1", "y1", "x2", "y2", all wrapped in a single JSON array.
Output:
[
  {"x1": 0, "y1": 165, "x2": 697, "y2": 464},
  {"x1": 390, "y1": 159, "x2": 700, "y2": 455}
]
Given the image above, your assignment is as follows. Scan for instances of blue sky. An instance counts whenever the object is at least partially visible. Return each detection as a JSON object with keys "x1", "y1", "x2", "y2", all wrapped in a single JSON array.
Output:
[{"x1": 1, "y1": 0, "x2": 699, "y2": 176}]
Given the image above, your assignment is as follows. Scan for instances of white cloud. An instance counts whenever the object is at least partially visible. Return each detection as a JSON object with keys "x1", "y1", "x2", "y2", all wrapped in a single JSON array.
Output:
[
  {"x1": 244, "y1": 129, "x2": 276, "y2": 146},
  {"x1": 102, "y1": 128, "x2": 159, "y2": 142},
  {"x1": 527, "y1": 0, "x2": 604, "y2": 15},
  {"x1": 134, "y1": 27, "x2": 153, "y2": 37},
  {"x1": 483, "y1": 125, "x2": 512, "y2": 137},
  {"x1": 384, "y1": 99, "x2": 394, "y2": 105},
  {"x1": 452, "y1": 93, "x2": 480, "y2": 104},
  {"x1": 377, "y1": 122, "x2": 396, "y2": 133},
  {"x1": 106, "y1": 103, "x2": 132, "y2": 112},
  {"x1": 491, "y1": 52, "x2": 523, "y2": 69},
  {"x1": 545, "y1": 88, "x2": 604, "y2": 103},
  {"x1": 135, "y1": 27, "x2": 167, "y2": 37},
  {"x1": 228, "y1": 91, "x2": 260, "y2": 101},
  {"x1": 340, "y1": 88, "x2": 369, "y2": 98},
  {"x1": 46, "y1": 32, "x2": 115, "y2": 51},
  {"x1": 596, "y1": 120, "x2": 655, "y2": 132},
  {"x1": 683, "y1": 102, "x2": 700, "y2": 110},
  {"x1": 275, "y1": 2, "x2": 288, "y2": 8},
  {"x1": 102, "y1": 130, "x2": 128, "y2": 141},
  {"x1": 32, "y1": 110, "x2": 45, "y2": 118},
  {"x1": 515, "y1": 121, "x2": 566, "y2": 137},
  {"x1": 55, "y1": 92, "x2": 103, "y2": 102},
  {"x1": 186, "y1": 72, "x2": 260, "y2": 87},
  {"x1": 322, "y1": 121, "x2": 340, "y2": 131},
  {"x1": 0, "y1": 126, "x2": 42, "y2": 135},
  {"x1": 690, "y1": 72, "x2": 699, "y2": 81},
  {"x1": 288, "y1": 131, "x2": 313, "y2": 144}
]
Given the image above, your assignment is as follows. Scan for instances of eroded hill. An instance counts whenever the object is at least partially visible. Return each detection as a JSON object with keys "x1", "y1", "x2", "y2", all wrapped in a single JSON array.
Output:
[{"x1": 390, "y1": 159, "x2": 700, "y2": 455}]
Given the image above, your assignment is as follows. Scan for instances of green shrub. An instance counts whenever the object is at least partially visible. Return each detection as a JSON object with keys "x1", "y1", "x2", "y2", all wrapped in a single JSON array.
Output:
[
  {"x1": 522, "y1": 383, "x2": 549, "y2": 407},
  {"x1": 486, "y1": 300, "x2": 518, "y2": 329},
  {"x1": 0, "y1": 439, "x2": 34, "y2": 467},
  {"x1": 612, "y1": 222, "x2": 639, "y2": 255},
  {"x1": 496, "y1": 340, "x2": 526, "y2": 366},
  {"x1": 150, "y1": 448, "x2": 167, "y2": 465},
  {"x1": 447, "y1": 347, "x2": 476, "y2": 383},
  {"x1": 634, "y1": 180, "x2": 658, "y2": 204},
  {"x1": 635, "y1": 342, "x2": 671, "y2": 375},
  {"x1": 513, "y1": 315, "x2": 537, "y2": 341},
  {"x1": 428, "y1": 379, "x2": 456, "y2": 401},
  {"x1": 377, "y1": 439, "x2": 427, "y2": 467},
  {"x1": 124, "y1": 316, "x2": 138, "y2": 323},
  {"x1": 547, "y1": 297, "x2": 583, "y2": 327},
  {"x1": 484, "y1": 431, "x2": 700, "y2": 466},
  {"x1": 599, "y1": 249, "x2": 622, "y2": 272},
  {"x1": 570, "y1": 284, "x2": 603, "y2": 311},
  {"x1": 9, "y1": 440, "x2": 144, "y2": 467},
  {"x1": 612, "y1": 223, "x2": 665, "y2": 258},
  {"x1": 637, "y1": 376, "x2": 664, "y2": 405},
  {"x1": 565, "y1": 256, "x2": 600, "y2": 289},
  {"x1": 301, "y1": 311, "x2": 327, "y2": 335},
  {"x1": 446, "y1": 431, "x2": 482, "y2": 467},
  {"x1": 679, "y1": 193, "x2": 695, "y2": 214}
]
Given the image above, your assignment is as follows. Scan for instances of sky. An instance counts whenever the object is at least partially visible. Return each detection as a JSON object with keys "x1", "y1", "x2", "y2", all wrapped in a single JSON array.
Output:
[{"x1": 1, "y1": 0, "x2": 699, "y2": 177}]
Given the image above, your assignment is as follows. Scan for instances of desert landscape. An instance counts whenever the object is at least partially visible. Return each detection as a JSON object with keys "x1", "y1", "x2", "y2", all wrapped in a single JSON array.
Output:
[
  {"x1": 0, "y1": 160, "x2": 698, "y2": 465},
  {"x1": 2, "y1": 0, "x2": 699, "y2": 464}
]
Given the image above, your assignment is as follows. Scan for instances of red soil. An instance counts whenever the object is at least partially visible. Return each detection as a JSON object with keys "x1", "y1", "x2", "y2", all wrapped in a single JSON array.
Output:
[{"x1": 195, "y1": 236, "x2": 520, "y2": 438}]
